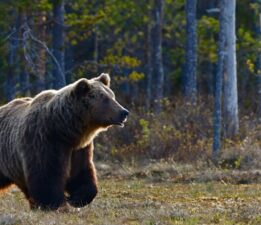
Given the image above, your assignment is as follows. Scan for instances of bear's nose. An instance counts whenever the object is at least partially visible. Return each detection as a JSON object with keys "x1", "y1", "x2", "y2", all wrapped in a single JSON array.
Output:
[{"x1": 122, "y1": 109, "x2": 129, "y2": 117}]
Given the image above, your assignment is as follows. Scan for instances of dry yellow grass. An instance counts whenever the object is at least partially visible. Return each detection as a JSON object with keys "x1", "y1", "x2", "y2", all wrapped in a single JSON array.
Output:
[{"x1": 0, "y1": 178, "x2": 261, "y2": 225}]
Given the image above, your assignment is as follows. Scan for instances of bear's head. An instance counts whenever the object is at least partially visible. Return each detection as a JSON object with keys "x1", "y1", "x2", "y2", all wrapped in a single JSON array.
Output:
[{"x1": 71, "y1": 73, "x2": 129, "y2": 128}]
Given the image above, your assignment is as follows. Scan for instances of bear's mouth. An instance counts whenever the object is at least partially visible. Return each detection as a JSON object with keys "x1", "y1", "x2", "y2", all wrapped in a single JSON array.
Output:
[{"x1": 116, "y1": 117, "x2": 128, "y2": 127}]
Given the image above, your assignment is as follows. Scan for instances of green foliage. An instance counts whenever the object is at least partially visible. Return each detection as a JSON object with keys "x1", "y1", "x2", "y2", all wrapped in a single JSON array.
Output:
[
  {"x1": 246, "y1": 59, "x2": 255, "y2": 73},
  {"x1": 198, "y1": 16, "x2": 219, "y2": 63},
  {"x1": 128, "y1": 71, "x2": 144, "y2": 82},
  {"x1": 0, "y1": 0, "x2": 259, "y2": 123},
  {"x1": 237, "y1": 27, "x2": 260, "y2": 75},
  {"x1": 65, "y1": 1, "x2": 105, "y2": 43},
  {"x1": 101, "y1": 55, "x2": 141, "y2": 68},
  {"x1": 137, "y1": 118, "x2": 150, "y2": 148}
]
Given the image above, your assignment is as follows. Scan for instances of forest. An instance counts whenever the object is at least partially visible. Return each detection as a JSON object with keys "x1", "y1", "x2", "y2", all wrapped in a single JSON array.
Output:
[{"x1": 0, "y1": 0, "x2": 260, "y2": 224}]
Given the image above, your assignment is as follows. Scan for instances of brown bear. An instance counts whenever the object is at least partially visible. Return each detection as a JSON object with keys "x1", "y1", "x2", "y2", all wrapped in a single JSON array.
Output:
[{"x1": 0, "y1": 73, "x2": 128, "y2": 210}]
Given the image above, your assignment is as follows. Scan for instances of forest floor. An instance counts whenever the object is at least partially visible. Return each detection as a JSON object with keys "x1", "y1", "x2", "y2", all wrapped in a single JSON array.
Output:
[{"x1": 0, "y1": 162, "x2": 261, "y2": 225}]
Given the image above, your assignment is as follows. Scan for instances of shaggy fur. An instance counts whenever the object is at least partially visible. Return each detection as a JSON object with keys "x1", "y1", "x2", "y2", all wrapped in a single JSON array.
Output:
[{"x1": 0, "y1": 74, "x2": 128, "y2": 210}]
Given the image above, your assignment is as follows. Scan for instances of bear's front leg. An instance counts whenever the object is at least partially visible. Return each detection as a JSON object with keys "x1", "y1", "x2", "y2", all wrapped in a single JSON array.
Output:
[
  {"x1": 66, "y1": 143, "x2": 98, "y2": 207},
  {"x1": 26, "y1": 172, "x2": 66, "y2": 210},
  {"x1": 24, "y1": 155, "x2": 69, "y2": 210}
]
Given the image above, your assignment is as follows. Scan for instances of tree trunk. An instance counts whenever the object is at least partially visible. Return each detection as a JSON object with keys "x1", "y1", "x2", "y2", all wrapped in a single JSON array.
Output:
[
  {"x1": 212, "y1": 0, "x2": 226, "y2": 159},
  {"x1": 184, "y1": 0, "x2": 197, "y2": 104},
  {"x1": 145, "y1": 21, "x2": 152, "y2": 110},
  {"x1": 19, "y1": 9, "x2": 30, "y2": 96},
  {"x1": 6, "y1": 12, "x2": 19, "y2": 101},
  {"x1": 52, "y1": 0, "x2": 66, "y2": 89},
  {"x1": 93, "y1": 28, "x2": 99, "y2": 63},
  {"x1": 257, "y1": 74, "x2": 261, "y2": 119},
  {"x1": 223, "y1": 0, "x2": 239, "y2": 138},
  {"x1": 6, "y1": 40, "x2": 17, "y2": 101},
  {"x1": 65, "y1": 43, "x2": 73, "y2": 84},
  {"x1": 37, "y1": 11, "x2": 47, "y2": 92},
  {"x1": 257, "y1": 9, "x2": 261, "y2": 118},
  {"x1": 152, "y1": 0, "x2": 164, "y2": 113}
]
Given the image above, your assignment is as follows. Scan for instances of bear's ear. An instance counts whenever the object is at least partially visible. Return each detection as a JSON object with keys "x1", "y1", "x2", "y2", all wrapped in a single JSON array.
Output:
[
  {"x1": 96, "y1": 73, "x2": 110, "y2": 87},
  {"x1": 73, "y1": 79, "x2": 90, "y2": 96}
]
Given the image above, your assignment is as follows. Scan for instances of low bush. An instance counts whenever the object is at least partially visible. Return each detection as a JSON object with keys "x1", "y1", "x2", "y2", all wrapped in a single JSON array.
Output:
[{"x1": 95, "y1": 97, "x2": 261, "y2": 169}]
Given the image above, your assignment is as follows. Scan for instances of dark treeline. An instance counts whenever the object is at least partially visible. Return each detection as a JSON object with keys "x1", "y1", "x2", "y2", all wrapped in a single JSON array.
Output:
[{"x1": 0, "y1": 0, "x2": 260, "y2": 159}]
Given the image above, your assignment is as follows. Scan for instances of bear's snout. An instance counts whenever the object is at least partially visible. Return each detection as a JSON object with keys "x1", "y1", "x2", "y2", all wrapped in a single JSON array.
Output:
[
  {"x1": 116, "y1": 109, "x2": 129, "y2": 127},
  {"x1": 121, "y1": 109, "x2": 129, "y2": 119}
]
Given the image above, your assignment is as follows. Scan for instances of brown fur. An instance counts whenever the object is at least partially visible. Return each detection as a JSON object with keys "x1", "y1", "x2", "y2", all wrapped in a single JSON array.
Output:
[{"x1": 0, "y1": 73, "x2": 128, "y2": 210}]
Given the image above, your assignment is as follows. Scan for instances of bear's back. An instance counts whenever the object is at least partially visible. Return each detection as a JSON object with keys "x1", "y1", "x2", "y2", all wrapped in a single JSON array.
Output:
[
  {"x1": 0, "y1": 97, "x2": 32, "y2": 119},
  {"x1": 0, "y1": 97, "x2": 32, "y2": 143}
]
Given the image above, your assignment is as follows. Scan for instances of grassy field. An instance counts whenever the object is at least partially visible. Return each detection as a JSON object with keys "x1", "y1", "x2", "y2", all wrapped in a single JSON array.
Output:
[{"x1": 0, "y1": 176, "x2": 261, "y2": 225}]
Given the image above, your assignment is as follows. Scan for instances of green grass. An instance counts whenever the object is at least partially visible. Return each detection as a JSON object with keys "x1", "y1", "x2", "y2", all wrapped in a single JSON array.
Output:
[{"x1": 0, "y1": 178, "x2": 261, "y2": 225}]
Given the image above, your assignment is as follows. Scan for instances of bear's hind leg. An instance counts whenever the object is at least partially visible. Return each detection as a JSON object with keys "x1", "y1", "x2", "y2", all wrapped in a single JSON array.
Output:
[{"x1": 66, "y1": 144, "x2": 98, "y2": 208}]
